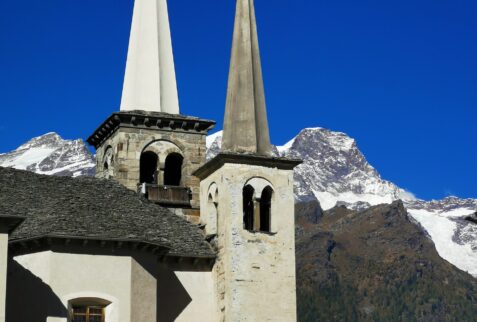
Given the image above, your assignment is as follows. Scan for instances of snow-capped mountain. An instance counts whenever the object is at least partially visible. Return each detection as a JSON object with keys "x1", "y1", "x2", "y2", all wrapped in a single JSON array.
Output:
[
  {"x1": 3, "y1": 129, "x2": 476, "y2": 277},
  {"x1": 278, "y1": 127, "x2": 416, "y2": 208},
  {"x1": 0, "y1": 133, "x2": 95, "y2": 177},
  {"x1": 207, "y1": 128, "x2": 477, "y2": 277}
]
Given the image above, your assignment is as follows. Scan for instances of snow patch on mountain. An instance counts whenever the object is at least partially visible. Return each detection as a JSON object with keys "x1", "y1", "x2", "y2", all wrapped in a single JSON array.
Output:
[
  {"x1": 277, "y1": 137, "x2": 296, "y2": 154},
  {"x1": 408, "y1": 207, "x2": 477, "y2": 277},
  {"x1": 206, "y1": 130, "x2": 223, "y2": 149},
  {"x1": 0, "y1": 133, "x2": 95, "y2": 177},
  {"x1": 206, "y1": 131, "x2": 223, "y2": 160}
]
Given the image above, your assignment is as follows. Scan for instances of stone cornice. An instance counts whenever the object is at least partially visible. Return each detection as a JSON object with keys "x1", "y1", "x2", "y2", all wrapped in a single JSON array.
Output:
[
  {"x1": 87, "y1": 110, "x2": 216, "y2": 149},
  {"x1": 193, "y1": 153, "x2": 302, "y2": 180}
]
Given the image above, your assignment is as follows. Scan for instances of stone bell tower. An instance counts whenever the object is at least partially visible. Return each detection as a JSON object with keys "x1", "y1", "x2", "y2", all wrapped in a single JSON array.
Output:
[
  {"x1": 194, "y1": 0, "x2": 301, "y2": 320},
  {"x1": 88, "y1": 0, "x2": 214, "y2": 221}
]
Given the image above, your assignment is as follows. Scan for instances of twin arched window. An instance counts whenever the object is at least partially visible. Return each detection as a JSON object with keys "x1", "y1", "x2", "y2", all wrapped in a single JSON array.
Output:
[
  {"x1": 243, "y1": 184, "x2": 273, "y2": 233},
  {"x1": 140, "y1": 152, "x2": 183, "y2": 186}
]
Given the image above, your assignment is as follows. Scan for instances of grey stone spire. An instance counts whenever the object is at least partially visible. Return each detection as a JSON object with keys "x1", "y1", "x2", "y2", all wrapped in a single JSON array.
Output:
[{"x1": 221, "y1": 0, "x2": 272, "y2": 156}]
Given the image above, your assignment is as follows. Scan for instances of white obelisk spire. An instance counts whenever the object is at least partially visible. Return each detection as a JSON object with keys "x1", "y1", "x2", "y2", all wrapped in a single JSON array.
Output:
[{"x1": 120, "y1": 0, "x2": 180, "y2": 114}]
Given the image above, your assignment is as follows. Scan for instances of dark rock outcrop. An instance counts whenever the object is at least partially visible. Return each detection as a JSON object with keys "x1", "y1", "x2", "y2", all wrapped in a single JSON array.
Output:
[{"x1": 465, "y1": 212, "x2": 477, "y2": 225}]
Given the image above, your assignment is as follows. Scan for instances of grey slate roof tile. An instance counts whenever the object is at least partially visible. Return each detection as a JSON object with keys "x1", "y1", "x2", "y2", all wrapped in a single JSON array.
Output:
[{"x1": 0, "y1": 167, "x2": 215, "y2": 258}]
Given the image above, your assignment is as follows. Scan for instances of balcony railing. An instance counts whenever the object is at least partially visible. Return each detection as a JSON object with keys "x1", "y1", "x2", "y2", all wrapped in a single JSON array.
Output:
[{"x1": 139, "y1": 184, "x2": 192, "y2": 208}]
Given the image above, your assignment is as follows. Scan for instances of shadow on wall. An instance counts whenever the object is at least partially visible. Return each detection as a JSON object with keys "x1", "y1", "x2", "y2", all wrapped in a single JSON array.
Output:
[
  {"x1": 6, "y1": 259, "x2": 67, "y2": 321},
  {"x1": 157, "y1": 264, "x2": 192, "y2": 322},
  {"x1": 6, "y1": 251, "x2": 196, "y2": 322}
]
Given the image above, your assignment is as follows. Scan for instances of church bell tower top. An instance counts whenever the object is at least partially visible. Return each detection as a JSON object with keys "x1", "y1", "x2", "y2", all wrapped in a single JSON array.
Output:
[
  {"x1": 120, "y1": 0, "x2": 180, "y2": 114},
  {"x1": 221, "y1": 0, "x2": 273, "y2": 156}
]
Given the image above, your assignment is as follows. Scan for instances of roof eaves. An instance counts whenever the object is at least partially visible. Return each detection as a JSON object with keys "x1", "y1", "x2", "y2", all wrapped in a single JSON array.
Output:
[{"x1": 8, "y1": 234, "x2": 171, "y2": 257}]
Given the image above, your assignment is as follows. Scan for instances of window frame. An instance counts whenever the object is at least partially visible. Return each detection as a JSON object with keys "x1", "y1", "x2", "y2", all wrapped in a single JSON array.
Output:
[
  {"x1": 72, "y1": 305, "x2": 105, "y2": 322},
  {"x1": 69, "y1": 298, "x2": 110, "y2": 322}
]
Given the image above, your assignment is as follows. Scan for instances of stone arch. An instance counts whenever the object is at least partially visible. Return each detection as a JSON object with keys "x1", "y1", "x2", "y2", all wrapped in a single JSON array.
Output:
[
  {"x1": 141, "y1": 138, "x2": 185, "y2": 156},
  {"x1": 207, "y1": 182, "x2": 219, "y2": 204},
  {"x1": 205, "y1": 183, "x2": 219, "y2": 237},
  {"x1": 140, "y1": 140, "x2": 184, "y2": 186},
  {"x1": 244, "y1": 177, "x2": 274, "y2": 199},
  {"x1": 103, "y1": 146, "x2": 114, "y2": 179}
]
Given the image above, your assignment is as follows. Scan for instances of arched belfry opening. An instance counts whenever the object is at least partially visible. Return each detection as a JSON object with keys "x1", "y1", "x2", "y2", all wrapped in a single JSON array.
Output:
[
  {"x1": 204, "y1": 183, "x2": 219, "y2": 238},
  {"x1": 242, "y1": 183, "x2": 273, "y2": 233},
  {"x1": 208, "y1": 193, "x2": 218, "y2": 236},
  {"x1": 260, "y1": 186, "x2": 273, "y2": 232},
  {"x1": 164, "y1": 153, "x2": 183, "y2": 186},
  {"x1": 140, "y1": 151, "x2": 158, "y2": 184},
  {"x1": 243, "y1": 185, "x2": 255, "y2": 231},
  {"x1": 136, "y1": 143, "x2": 192, "y2": 208}
]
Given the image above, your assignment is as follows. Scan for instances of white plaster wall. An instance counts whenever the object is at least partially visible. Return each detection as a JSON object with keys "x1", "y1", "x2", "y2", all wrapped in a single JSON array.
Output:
[
  {"x1": 10, "y1": 251, "x2": 216, "y2": 322},
  {"x1": 0, "y1": 234, "x2": 8, "y2": 322},
  {"x1": 131, "y1": 256, "x2": 157, "y2": 322},
  {"x1": 174, "y1": 271, "x2": 217, "y2": 322},
  {"x1": 200, "y1": 163, "x2": 298, "y2": 322},
  {"x1": 11, "y1": 251, "x2": 160, "y2": 322}
]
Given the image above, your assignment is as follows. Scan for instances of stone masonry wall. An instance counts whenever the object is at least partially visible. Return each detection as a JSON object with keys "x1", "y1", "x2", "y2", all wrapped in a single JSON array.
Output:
[
  {"x1": 200, "y1": 163, "x2": 298, "y2": 322},
  {"x1": 95, "y1": 126, "x2": 208, "y2": 221}
]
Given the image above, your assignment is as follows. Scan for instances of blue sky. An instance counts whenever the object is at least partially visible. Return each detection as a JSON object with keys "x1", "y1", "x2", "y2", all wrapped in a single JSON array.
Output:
[{"x1": 0, "y1": 0, "x2": 475, "y2": 200}]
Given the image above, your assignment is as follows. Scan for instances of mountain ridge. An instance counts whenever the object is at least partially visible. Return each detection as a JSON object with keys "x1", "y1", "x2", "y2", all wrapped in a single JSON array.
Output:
[
  {"x1": 0, "y1": 132, "x2": 95, "y2": 177},
  {"x1": 2, "y1": 130, "x2": 476, "y2": 277}
]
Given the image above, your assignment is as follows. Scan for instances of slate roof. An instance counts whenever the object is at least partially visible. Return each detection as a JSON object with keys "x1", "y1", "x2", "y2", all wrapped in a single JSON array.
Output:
[{"x1": 0, "y1": 167, "x2": 215, "y2": 258}]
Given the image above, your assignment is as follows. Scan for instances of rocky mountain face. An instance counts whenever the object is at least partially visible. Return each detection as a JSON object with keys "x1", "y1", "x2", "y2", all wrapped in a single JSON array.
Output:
[
  {"x1": 207, "y1": 128, "x2": 477, "y2": 277},
  {"x1": 278, "y1": 128, "x2": 415, "y2": 208},
  {"x1": 296, "y1": 202, "x2": 477, "y2": 322},
  {"x1": 0, "y1": 133, "x2": 95, "y2": 177}
]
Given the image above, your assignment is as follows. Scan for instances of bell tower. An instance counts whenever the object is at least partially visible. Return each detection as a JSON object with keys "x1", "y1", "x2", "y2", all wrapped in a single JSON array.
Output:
[
  {"x1": 194, "y1": 0, "x2": 301, "y2": 320},
  {"x1": 88, "y1": 0, "x2": 215, "y2": 221}
]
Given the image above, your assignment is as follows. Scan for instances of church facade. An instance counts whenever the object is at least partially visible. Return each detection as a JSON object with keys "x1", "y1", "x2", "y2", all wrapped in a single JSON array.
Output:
[{"x1": 0, "y1": 0, "x2": 300, "y2": 321}]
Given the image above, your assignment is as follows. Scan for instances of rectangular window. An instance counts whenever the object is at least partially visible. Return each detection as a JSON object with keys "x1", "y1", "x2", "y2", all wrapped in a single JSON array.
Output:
[{"x1": 72, "y1": 306, "x2": 105, "y2": 322}]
